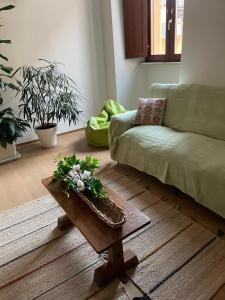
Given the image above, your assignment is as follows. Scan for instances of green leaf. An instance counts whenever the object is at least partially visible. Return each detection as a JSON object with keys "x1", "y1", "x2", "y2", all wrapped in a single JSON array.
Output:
[
  {"x1": 0, "y1": 40, "x2": 12, "y2": 44},
  {"x1": 0, "y1": 53, "x2": 8, "y2": 61},
  {"x1": 7, "y1": 83, "x2": 19, "y2": 91},
  {"x1": 7, "y1": 119, "x2": 16, "y2": 135},
  {"x1": 0, "y1": 139, "x2": 8, "y2": 149},
  {"x1": 0, "y1": 108, "x2": 29, "y2": 147},
  {"x1": 0, "y1": 65, "x2": 13, "y2": 74},
  {"x1": 0, "y1": 5, "x2": 15, "y2": 11},
  {"x1": 0, "y1": 107, "x2": 13, "y2": 116}
]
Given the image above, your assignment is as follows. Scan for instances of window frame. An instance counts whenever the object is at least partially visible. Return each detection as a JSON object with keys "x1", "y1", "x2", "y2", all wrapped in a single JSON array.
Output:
[{"x1": 146, "y1": 0, "x2": 182, "y2": 62}]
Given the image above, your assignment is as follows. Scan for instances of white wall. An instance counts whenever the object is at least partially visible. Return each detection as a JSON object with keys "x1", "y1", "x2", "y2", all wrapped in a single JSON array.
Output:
[
  {"x1": 143, "y1": 63, "x2": 181, "y2": 96},
  {"x1": 181, "y1": 0, "x2": 225, "y2": 86},
  {"x1": 101, "y1": 0, "x2": 117, "y2": 100},
  {"x1": 1, "y1": 0, "x2": 106, "y2": 143},
  {"x1": 110, "y1": 0, "x2": 146, "y2": 109}
]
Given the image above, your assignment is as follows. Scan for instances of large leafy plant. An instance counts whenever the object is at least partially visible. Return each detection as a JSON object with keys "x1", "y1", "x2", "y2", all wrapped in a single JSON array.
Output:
[
  {"x1": 0, "y1": 5, "x2": 29, "y2": 148},
  {"x1": 15, "y1": 59, "x2": 83, "y2": 129},
  {"x1": 0, "y1": 107, "x2": 29, "y2": 148},
  {"x1": 53, "y1": 154, "x2": 107, "y2": 199}
]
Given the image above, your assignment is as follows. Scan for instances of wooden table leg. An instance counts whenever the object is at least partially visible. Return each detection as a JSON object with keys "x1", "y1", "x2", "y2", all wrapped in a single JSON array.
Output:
[
  {"x1": 57, "y1": 214, "x2": 74, "y2": 230},
  {"x1": 94, "y1": 241, "x2": 139, "y2": 287}
]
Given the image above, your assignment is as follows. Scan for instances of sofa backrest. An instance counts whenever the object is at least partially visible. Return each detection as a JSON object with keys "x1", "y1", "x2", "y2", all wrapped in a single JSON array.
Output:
[{"x1": 150, "y1": 83, "x2": 225, "y2": 141}]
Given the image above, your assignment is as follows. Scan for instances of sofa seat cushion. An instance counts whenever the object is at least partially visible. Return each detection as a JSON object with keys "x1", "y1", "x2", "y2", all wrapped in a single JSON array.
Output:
[{"x1": 114, "y1": 125, "x2": 225, "y2": 217}]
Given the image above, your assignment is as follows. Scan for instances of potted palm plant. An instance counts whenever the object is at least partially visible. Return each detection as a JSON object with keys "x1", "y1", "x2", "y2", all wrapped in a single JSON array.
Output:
[
  {"x1": 15, "y1": 59, "x2": 83, "y2": 147},
  {"x1": 0, "y1": 5, "x2": 29, "y2": 164}
]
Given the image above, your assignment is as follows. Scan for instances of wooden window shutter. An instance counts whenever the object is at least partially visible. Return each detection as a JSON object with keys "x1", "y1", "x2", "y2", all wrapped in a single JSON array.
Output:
[{"x1": 123, "y1": 0, "x2": 148, "y2": 58}]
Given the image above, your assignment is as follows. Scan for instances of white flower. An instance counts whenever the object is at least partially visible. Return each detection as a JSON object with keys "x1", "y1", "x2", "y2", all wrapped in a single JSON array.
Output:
[
  {"x1": 76, "y1": 179, "x2": 85, "y2": 192},
  {"x1": 81, "y1": 170, "x2": 91, "y2": 179},
  {"x1": 68, "y1": 170, "x2": 75, "y2": 178},
  {"x1": 72, "y1": 164, "x2": 80, "y2": 172},
  {"x1": 68, "y1": 170, "x2": 79, "y2": 180}
]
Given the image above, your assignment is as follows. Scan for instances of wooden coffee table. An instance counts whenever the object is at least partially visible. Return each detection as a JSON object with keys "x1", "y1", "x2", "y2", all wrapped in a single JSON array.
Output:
[{"x1": 42, "y1": 177, "x2": 150, "y2": 286}]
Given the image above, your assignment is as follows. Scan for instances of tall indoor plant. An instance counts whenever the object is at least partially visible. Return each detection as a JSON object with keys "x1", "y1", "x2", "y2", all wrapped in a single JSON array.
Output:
[
  {"x1": 0, "y1": 5, "x2": 29, "y2": 164},
  {"x1": 15, "y1": 60, "x2": 83, "y2": 147}
]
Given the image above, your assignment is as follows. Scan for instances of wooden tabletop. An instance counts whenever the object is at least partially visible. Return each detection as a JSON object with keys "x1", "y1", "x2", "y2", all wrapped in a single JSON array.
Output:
[{"x1": 42, "y1": 177, "x2": 150, "y2": 254}]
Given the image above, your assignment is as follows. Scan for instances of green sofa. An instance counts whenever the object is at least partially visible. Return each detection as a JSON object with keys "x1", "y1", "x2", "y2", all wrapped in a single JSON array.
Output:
[{"x1": 109, "y1": 84, "x2": 225, "y2": 218}]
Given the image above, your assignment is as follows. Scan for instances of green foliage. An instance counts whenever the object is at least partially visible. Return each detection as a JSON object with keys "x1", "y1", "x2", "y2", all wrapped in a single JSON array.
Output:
[
  {"x1": 84, "y1": 177, "x2": 107, "y2": 199},
  {"x1": 15, "y1": 59, "x2": 84, "y2": 128},
  {"x1": 52, "y1": 154, "x2": 107, "y2": 199},
  {"x1": 0, "y1": 5, "x2": 29, "y2": 148},
  {"x1": 79, "y1": 155, "x2": 100, "y2": 174},
  {"x1": 0, "y1": 5, "x2": 15, "y2": 89},
  {"x1": 53, "y1": 154, "x2": 80, "y2": 180},
  {"x1": 0, "y1": 107, "x2": 30, "y2": 148},
  {"x1": 0, "y1": 5, "x2": 15, "y2": 11}
]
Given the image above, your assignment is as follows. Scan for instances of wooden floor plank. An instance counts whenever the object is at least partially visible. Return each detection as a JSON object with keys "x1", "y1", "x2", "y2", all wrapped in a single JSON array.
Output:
[
  {"x1": 122, "y1": 279, "x2": 144, "y2": 299},
  {"x1": 119, "y1": 183, "x2": 146, "y2": 201},
  {"x1": 97, "y1": 168, "x2": 123, "y2": 185},
  {"x1": 125, "y1": 210, "x2": 192, "y2": 262},
  {"x1": 124, "y1": 200, "x2": 174, "y2": 245},
  {"x1": 106, "y1": 176, "x2": 134, "y2": 192},
  {"x1": 0, "y1": 206, "x2": 64, "y2": 247},
  {"x1": 212, "y1": 284, "x2": 225, "y2": 300},
  {"x1": 151, "y1": 238, "x2": 225, "y2": 300},
  {"x1": 37, "y1": 262, "x2": 128, "y2": 300},
  {"x1": 0, "y1": 228, "x2": 86, "y2": 288},
  {"x1": 36, "y1": 261, "x2": 102, "y2": 300},
  {"x1": 0, "y1": 195, "x2": 57, "y2": 231},
  {"x1": 128, "y1": 223, "x2": 215, "y2": 293},
  {"x1": 0, "y1": 243, "x2": 99, "y2": 300},
  {"x1": 89, "y1": 280, "x2": 129, "y2": 300},
  {"x1": 0, "y1": 222, "x2": 64, "y2": 266},
  {"x1": 129, "y1": 190, "x2": 160, "y2": 211},
  {"x1": 142, "y1": 200, "x2": 174, "y2": 225}
]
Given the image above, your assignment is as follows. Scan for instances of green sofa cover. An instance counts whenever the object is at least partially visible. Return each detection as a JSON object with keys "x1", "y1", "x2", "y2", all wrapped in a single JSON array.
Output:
[
  {"x1": 85, "y1": 99, "x2": 126, "y2": 147},
  {"x1": 109, "y1": 84, "x2": 225, "y2": 219}
]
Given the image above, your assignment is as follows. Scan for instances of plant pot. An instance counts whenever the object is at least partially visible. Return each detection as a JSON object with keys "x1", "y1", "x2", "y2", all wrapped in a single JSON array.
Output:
[
  {"x1": 0, "y1": 142, "x2": 21, "y2": 164},
  {"x1": 35, "y1": 123, "x2": 57, "y2": 148}
]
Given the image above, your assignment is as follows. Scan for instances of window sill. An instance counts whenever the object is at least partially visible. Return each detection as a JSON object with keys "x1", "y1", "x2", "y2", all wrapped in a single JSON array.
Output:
[{"x1": 140, "y1": 62, "x2": 181, "y2": 65}]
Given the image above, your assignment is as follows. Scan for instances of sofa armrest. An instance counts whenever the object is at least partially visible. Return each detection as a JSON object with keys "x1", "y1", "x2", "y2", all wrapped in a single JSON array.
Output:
[{"x1": 109, "y1": 110, "x2": 136, "y2": 157}]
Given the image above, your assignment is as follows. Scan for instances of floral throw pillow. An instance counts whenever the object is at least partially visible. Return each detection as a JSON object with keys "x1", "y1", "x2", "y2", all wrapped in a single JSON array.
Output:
[{"x1": 133, "y1": 98, "x2": 166, "y2": 125}]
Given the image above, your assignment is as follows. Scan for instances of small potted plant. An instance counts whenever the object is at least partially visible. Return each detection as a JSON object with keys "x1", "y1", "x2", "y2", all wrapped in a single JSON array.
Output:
[
  {"x1": 0, "y1": 5, "x2": 29, "y2": 164},
  {"x1": 0, "y1": 107, "x2": 29, "y2": 163},
  {"x1": 52, "y1": 154, "x2": 127, "y2": 228},
  {"x1": 15, "y1": 60, "x2": 83, "y2": 148}
]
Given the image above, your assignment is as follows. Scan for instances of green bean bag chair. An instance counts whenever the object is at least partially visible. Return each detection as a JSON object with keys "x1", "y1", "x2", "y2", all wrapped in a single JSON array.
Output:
[{"x1": 85, "y1": 99, "x2": 126, "y2": 147}]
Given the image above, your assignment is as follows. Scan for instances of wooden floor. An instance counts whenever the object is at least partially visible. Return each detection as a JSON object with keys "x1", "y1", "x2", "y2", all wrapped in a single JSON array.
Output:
[{"x1": 1, "y1": 129, "x2": 225, "y2": 237}]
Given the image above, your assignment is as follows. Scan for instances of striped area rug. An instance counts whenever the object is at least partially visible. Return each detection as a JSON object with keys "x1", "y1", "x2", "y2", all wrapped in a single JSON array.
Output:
[{"x1": 1, "y1": 168, "x2": 225, "y2": 300}]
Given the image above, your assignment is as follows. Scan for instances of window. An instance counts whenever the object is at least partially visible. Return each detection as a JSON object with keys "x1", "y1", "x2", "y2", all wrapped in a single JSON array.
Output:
[
  {"x1": 123, "y1": 0, "x2": 184, "y2": 62},
  {"x1": 148, "y1": 0, "x2": 184, "y2": 62}
]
